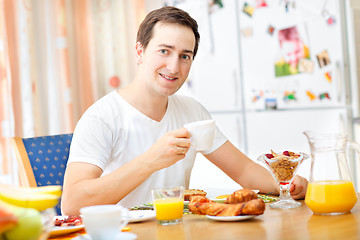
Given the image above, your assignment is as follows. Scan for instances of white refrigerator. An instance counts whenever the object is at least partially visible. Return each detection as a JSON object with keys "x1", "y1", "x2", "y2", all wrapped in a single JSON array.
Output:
[{"x1": 175, "y1": 0, "x2": 355, "y2": 189}]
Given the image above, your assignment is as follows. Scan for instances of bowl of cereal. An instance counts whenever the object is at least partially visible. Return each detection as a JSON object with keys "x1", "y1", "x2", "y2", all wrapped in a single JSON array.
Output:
[{"x1": 258, "y1": 150, "x2": 309, "y2": 209}]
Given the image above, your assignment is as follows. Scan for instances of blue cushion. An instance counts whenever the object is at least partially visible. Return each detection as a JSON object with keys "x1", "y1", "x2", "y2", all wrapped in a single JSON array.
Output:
[{"x1": 22, "y1": 133, "x2": 73, "y2": 215}]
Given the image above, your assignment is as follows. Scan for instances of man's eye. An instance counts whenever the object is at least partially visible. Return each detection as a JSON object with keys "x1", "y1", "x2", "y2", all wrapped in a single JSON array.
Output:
[
  {"x1": 181, "y1": 55, "x2": 191, "y2": 60},
  {"x1": 160, "y1": 49, "x2": 168, "y2": 54}
]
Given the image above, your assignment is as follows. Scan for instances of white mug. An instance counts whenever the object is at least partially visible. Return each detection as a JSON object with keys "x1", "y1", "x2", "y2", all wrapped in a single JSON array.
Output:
[
  {"x1": 184, "y1": 119, "x2": 216, "y2": 151},
  {"x1": 80, "y1": 204, "x2": 130, "y2": 240}
]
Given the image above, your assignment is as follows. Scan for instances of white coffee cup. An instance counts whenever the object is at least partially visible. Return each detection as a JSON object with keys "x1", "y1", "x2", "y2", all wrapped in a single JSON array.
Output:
[
  {"x1": 80, "y1": 204, "x2": 130, "y2": 240},
  {"x1": 184, "y1": 119, "x2": 216, "y2": 151}
]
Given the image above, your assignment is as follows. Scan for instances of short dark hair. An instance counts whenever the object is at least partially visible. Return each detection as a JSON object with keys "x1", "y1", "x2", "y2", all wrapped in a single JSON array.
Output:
[{"x1": 136, "y1": 6, "x2": 200, "y2": 59}]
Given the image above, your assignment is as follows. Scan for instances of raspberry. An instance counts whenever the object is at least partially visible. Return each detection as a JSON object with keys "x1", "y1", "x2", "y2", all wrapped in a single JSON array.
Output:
[
  {"x1": 283, "y1": 151, "x2": 290, "y2": 156},
  {"x1": 265, "y1": 154, "x2": 274, "y2": 159}
]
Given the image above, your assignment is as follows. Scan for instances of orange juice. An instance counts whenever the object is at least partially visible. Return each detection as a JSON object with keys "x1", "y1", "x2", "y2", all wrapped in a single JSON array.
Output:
[
  {"x1": 305, "y1": 180, "x2": 358, "y2": 214},
  {"x1": 153, "y1": 197, "x2": 184, "y2": 220}
]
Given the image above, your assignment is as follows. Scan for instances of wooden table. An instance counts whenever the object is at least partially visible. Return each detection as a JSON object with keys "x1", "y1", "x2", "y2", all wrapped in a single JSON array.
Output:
[{"x1": 128, "y1": 199, "x2": 360, "y2": 240}]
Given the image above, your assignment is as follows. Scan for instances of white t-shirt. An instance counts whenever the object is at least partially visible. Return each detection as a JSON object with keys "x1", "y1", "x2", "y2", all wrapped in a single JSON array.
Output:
[{"x1": 68, "y1": 90, "x2": 227, "y2": 207}]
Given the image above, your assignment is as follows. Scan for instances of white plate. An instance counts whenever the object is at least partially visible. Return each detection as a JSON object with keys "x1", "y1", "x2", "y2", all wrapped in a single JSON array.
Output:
[
  {"x1": 50, "y1": 216, "x2": 84, "y2": 237},
  {"x1": 206, "y1": 215, "x2": 257, "y2": 222},
  {"x1": 129, "y1": 210, "x2": 155, "y2": 223},
  {"x1": 72, "y1": 232, "x2": 137, "y2": 240}
]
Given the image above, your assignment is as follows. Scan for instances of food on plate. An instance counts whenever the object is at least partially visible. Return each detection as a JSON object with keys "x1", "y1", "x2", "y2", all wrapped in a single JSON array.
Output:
[
  {"x1": 225, "y1": 189, "x2": 258, "y2": 204},
  {"x1": 215, "y1": 194, "x2": 229, "y2": 199},
  {"x1": 265, "y1": 150, "x2": 301, "y2": 182},
  {"x1": 54, "y1": 215, "x2": 82, "y2": 227},
  {"x1": 184, "y1": 189, "x2": 207, "y2": 201},
  {"x1": 188, "y1": 196, "x2": 265, "y2": 216}
]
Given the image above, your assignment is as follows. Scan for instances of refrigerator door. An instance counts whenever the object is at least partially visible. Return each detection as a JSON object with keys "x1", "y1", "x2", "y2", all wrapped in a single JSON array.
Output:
[
  {"x1": 177, "y1": 0, "x2": 242, "y2": 111},
  {"x1": 189, "y1": 113, "x2": 245, "y2": 189},
  {"x1": 246, "y1": 108, "x2": 348, "y2": 178}
]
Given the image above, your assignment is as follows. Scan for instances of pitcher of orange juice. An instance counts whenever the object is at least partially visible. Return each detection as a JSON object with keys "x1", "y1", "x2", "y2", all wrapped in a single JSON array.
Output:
[{"x1": 304, "y1": 131, "x2": 358, "y2": 215}]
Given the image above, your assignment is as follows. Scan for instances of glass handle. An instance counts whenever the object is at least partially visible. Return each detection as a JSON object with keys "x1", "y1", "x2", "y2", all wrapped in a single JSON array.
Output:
[{"x1": 349, "y1": 141, "x2": 360, "y2": 185}]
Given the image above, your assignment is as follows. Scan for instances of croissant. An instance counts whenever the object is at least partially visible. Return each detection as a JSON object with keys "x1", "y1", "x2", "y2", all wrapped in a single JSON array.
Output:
[
  {"x1": 188, "y1": 196, "x2": 265, "y2": 216},
  {"x1": 225, "y1": 188, "x2": 258, "y2": 204}
]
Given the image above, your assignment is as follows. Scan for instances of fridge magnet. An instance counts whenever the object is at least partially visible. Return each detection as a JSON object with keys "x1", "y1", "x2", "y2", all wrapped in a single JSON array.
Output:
[
  {"x1": 316, "y1": 50, "x2": 331, "y2": 68},
  {"x1": 298, "y1": 58, "x2": 314, "y2": 73},
  {"x1": 256, "y1": 0, "x2": 268, "y2": 8},
  {"x1": 265, "y1": 98, "x2": 277, "y2": 110},
  {"x1": 319, "y1": 92, "x2": 330, "y2": 100},
  {"x1": 274, "y1": 25, "x2": 311, "y2": 77},
  {"x1": 267, "y1": 25, "x2": 275, "y2": 35},
  {"x1": 322, "y1": 3, "x2": 336, "y2": 26},
  {"x1": 209, "y1": 0, "x2": 224, "y2": 13},
  {"x1": 280, "y1": 0, "x2": 296, "y2": 13},
  {"x1": 163, "y1": 0, "x2": 185, "y2": 6},
  {"x1": 306, "y1": 90, "x2": 317, "y2": 101},
  {"x1": 324, "y1": 71, "x2": 332, "y2": 83},
  {"x1": 242, "y1": 2, "x2": 255, "y2": 17},
  {"x1": 252, "y1": 90, "x2": 264, "y2": 102},
  {"x1": 283, "y1": 91, "x2": 296, "y2": 102},
  {"x1": 241, "y1": 27, "x2": 253, "y2": 37}
]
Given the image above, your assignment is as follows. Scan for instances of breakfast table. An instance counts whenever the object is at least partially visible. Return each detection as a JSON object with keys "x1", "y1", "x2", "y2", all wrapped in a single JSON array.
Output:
[{"x1": 49, "y1": 195, "x2": 360, "y2": 240}]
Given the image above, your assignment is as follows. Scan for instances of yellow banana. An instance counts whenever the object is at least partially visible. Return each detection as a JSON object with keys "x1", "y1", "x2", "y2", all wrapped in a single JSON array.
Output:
[
  {"x1": 0, "y1": 184, "x2": 62, "y2": 197},
  {"x1": 0, "y1": 200, "x2": 43, "y2": 240},
  {"x1": 21, "y1": 185, "x2": 62, "y2": 197},
  {"x1": 0, "y1": 184, "x2": 60, "y2": 211}
]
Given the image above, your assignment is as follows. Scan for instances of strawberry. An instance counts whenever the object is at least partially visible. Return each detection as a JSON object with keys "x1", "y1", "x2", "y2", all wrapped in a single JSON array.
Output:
[{"x1": 265, "y1": 154, "x2": 274, "y2": 159}]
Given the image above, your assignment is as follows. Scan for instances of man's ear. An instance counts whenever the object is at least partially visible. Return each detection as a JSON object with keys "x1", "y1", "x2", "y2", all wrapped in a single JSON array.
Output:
[{"x1": 135, "y1": 42, "x2": 144, "y2": 64}]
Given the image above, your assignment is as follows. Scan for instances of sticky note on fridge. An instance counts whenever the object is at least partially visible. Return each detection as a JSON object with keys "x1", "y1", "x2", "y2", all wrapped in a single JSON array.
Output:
[{"x1": 298, "y1": 58, "x2": 314, "y2": 73}]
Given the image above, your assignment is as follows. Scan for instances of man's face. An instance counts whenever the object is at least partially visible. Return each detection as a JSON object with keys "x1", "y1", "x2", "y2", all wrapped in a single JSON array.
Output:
[{"x1": 136, "y1": 22, "x2": 195, "y2": 97}]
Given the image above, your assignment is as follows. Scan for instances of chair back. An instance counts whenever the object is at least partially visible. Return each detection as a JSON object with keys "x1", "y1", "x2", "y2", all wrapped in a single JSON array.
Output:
[{"x1": 11, "y1": 133, "x2": 73, "y2": 215}]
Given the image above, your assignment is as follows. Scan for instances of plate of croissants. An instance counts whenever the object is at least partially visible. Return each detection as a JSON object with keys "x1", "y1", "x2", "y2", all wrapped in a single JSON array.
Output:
[
  {"x1": 206, "y1": 215, "x2": 256, "y2": 221},
  {"x1": 187, "y1": 188, "x2": 265, "y2": 222}
]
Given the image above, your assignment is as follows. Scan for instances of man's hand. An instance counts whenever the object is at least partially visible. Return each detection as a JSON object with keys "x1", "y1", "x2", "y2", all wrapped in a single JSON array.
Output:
[
  {"x1": 290, "y1": 175, "x2": 308, "y2": 199},
  {"x1": 145, "y1": 128, "x2": 191, "y2": 171}
]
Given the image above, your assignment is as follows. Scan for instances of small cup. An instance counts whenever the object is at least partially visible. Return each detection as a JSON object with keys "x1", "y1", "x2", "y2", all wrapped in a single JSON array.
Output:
[
  {"x1": 80, "y1": 204, "x2": 130, "y2": 240},
  {"x1": 184, "y1": 119, "x2": 216, "y2": 151},
  {"x1": 151, "y1": 186, "x2": 184, "y2": 225}
]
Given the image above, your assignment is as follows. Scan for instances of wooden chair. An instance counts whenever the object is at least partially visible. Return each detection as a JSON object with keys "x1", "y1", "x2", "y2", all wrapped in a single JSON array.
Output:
[{"x1": 11, "y1": 133, "x2": 73, "y2": 214}]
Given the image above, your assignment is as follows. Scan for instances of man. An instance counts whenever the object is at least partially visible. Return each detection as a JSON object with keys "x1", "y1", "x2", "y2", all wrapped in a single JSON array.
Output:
[{"x1": 62, "y1": 6, "x2": 307, "y2": 215}]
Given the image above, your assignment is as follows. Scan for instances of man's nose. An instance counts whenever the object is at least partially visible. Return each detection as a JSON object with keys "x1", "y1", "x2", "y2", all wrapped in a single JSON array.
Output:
[{"x1": 167, "y1": 56, "x2": 180, "y2": 74}]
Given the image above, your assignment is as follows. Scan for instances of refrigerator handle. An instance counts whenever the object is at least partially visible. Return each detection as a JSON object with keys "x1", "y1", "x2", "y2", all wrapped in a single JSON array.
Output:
[
  {"x1": 233, "y1": 69, "x2": 239, "y2": 107},
  {"x1": 336, "y1": 61, "x2": 343, "y2": 103}
]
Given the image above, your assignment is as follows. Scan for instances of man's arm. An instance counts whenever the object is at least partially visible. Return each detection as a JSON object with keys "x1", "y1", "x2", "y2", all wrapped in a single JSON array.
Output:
[
  {"x1": 204, "y1": 141, "x2": 278, "y2": 194},
  {"x1": 61, "y1": 128, "x2": 191, "y2": 215}
]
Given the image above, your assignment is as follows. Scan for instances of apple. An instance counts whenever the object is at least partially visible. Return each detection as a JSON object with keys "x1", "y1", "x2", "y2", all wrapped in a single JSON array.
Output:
[{"x1": 3, "y1": 207, "x2": 43, "y2": 240}]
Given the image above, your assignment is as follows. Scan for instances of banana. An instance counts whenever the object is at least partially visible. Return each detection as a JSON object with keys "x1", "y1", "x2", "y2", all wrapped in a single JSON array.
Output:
[
  {"x1": 0, "y1": 184, "x2": 60, "y2": 211},
  {"x1": 0, "y1": 200, "x2": 43, "y2": 240},
  {"x1": 21, "y1": 185, "x2": 62, "y2": 197},
  {"x1": 0, "y1": 184, "x2": 62, "y2": 197}
]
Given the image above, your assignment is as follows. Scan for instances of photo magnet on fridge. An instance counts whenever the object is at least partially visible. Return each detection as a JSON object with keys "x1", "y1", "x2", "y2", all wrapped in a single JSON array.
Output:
[{"x1": 316, "y1": 50, "x2": 331, "y2": 68}]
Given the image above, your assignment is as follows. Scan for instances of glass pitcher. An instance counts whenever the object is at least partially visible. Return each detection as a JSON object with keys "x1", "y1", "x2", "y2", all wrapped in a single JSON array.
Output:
[{"x1": 304, "y1": 131, "x2": 358, "y2": 215}]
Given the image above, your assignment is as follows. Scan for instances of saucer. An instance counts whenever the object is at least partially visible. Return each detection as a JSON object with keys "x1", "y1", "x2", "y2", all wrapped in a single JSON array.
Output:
[{"x1": 72, "y1": 232, "x2": 137, "y2": 240}]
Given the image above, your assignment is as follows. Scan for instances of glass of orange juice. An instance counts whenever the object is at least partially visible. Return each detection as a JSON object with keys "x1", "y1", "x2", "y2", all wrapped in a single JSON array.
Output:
[{"x1": 151, "y1": 186, "x2": 184, "y2": 225}]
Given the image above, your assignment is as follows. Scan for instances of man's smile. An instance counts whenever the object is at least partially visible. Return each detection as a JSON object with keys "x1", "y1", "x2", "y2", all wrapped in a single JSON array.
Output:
[{"x1": 159, "y1": 73, "x2": 177, "y2": 81}]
